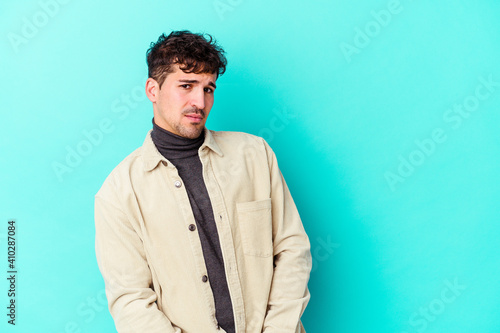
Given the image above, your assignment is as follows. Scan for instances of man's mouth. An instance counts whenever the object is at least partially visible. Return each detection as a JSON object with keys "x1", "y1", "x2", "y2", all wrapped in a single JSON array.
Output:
[{"x1": 185, "y1": 114, "x2": 203, "y2": 123}]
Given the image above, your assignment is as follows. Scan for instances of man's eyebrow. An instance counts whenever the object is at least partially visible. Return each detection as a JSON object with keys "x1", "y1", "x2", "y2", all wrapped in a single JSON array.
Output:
[{"x1": 178, "y1": 79, "x2": 216, "y2": 89}]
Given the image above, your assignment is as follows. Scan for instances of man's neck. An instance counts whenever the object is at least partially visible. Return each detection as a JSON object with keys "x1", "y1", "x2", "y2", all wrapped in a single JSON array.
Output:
[{"x1": 150, "y1": 119, "x2": 204, "y2": 160}]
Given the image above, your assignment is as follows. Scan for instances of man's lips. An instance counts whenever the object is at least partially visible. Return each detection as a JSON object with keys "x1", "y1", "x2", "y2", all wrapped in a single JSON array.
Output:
[{"x1": 185, "y1": 114, "x2": 203, "y2": 123}]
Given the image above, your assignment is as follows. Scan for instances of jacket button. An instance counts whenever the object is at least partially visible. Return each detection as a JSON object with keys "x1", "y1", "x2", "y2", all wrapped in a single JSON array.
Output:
[
  {"x1": 202, "y1": 275, "x2": 208, "y2": 283},
  {"x1": 174, "y1": 180, "x2": 182, "y2": 188},
  {"x1": 188, "y1": 224, "x2": 196, "y2": 231}
]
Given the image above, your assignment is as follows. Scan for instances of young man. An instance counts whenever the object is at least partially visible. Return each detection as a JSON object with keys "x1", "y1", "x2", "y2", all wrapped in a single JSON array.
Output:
[{"x1": 94, "y1": 30, "x2": 311, "y2": 333}]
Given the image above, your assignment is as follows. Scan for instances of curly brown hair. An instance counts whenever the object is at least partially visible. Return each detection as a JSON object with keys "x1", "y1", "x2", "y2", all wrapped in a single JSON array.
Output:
[{"x1": 146, "y1": 30, "x2": 227, "y2": 88}]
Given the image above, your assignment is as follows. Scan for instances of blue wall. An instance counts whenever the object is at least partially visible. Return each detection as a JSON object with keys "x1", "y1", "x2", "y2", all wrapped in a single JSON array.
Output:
[{"x1": 1, "y1": 0, "x2": 500, "y2": 332}]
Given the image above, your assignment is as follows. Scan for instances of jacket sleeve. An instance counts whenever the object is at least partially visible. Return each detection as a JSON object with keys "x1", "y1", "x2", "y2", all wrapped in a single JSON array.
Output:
[
  {"x1": 261, "y1": 139, "x2": 312, "y2": 333},
  {"x1": 94, "y1": 180, "x2": 181, "y2": 333}
]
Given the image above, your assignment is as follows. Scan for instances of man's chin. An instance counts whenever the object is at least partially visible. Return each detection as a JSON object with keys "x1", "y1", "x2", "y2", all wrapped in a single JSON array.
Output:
[{"x1": 178, "y1": 125, "x2": 205, "y2": 139}]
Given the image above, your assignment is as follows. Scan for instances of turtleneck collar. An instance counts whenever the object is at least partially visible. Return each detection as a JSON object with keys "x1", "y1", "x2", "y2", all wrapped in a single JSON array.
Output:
[{"x1": 150, "y1": 118, "x2": 205, "y2": 160}]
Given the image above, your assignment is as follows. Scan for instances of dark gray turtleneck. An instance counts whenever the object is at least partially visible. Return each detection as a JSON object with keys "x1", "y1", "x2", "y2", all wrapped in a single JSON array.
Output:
[{"x1": 151, "y1": 119, "x2": 235, "y2": 333}]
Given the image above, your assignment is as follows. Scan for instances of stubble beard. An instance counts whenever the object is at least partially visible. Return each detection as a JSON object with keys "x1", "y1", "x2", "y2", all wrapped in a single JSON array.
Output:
[
  {"x1": 175, "y1": 123, "x2": 205, "y2": 139},
  {"x1": 175, "y1": 107, "x2": 206, "y2": 139}
]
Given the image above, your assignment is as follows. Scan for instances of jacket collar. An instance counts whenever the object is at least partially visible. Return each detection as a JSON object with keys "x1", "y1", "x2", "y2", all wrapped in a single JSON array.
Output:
[{"x1": 142, "y1": 128, "x2": 223, "y2": 171}]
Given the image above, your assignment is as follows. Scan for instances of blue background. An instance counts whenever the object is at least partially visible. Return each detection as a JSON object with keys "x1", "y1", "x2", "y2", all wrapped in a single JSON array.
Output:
[{"x1": 1, "y1": 0, "x2": 500, "y2": 332}]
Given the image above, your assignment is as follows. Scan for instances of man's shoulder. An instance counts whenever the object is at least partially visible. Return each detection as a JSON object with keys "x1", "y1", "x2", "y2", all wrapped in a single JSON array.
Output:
[
  {"x1": 210, "y1": 129, "x2": 260, "y2": 140},
  {"x1": 209, "y1": 130, "x2": 268, "y2": 150},
  {"x1": 95, "y1": 144, "x2": 145, "y2": 198}
]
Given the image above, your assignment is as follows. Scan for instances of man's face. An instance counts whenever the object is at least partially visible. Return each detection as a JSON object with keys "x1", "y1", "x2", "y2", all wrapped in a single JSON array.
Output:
[{"x1": 146, "y1": 64, "x2": 218, "y2": 139}]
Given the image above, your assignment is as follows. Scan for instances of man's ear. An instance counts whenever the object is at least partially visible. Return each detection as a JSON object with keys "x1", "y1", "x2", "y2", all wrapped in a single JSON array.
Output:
[{"x1": 145, "y1": 78, "x2": 159, "y2": 103}]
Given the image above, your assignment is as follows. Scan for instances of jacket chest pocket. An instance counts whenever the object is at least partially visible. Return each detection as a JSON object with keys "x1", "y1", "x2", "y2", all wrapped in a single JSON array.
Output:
[{"x1": 236, "y1": 198, "x2": 273, "y2": 257}]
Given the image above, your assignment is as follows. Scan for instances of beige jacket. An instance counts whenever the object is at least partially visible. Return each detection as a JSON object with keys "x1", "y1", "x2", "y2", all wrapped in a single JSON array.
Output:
[{"x1": 94, "y1": 129, "x2": 311, "y2": 333}]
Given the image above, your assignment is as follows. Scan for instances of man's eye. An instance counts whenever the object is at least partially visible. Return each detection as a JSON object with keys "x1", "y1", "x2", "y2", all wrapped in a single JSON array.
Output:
[
  {"x1": 204, "y1": 87, "x2": 214, "y2": 93},
  {"x1": 181, "y1": 84, "x2": 191, "y2": 89}
]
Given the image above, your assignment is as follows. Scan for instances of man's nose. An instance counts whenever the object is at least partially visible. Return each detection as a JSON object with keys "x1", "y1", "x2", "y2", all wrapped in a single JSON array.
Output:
[{"x1": 190, "y1": 88, "x2": 205, "y2": 110}]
